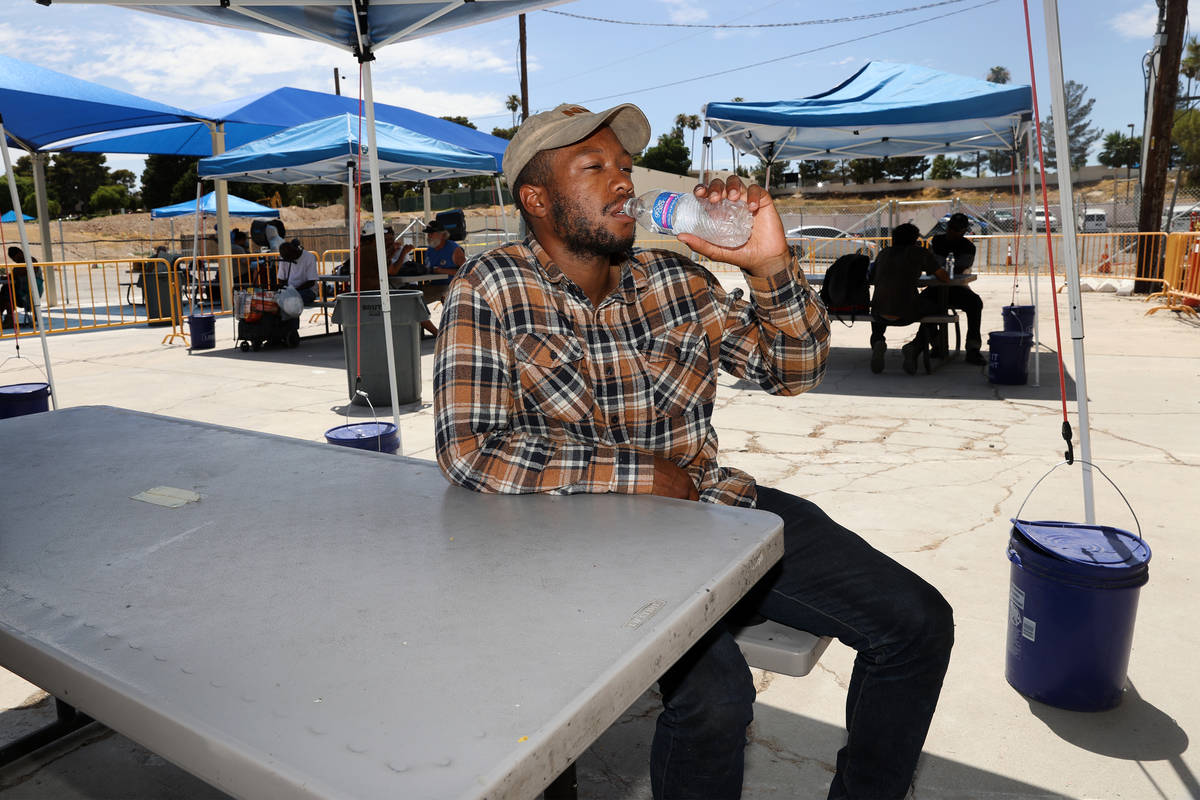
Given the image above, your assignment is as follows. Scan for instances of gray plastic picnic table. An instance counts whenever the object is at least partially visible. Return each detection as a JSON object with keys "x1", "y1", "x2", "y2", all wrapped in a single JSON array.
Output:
[{"x1": 0, "y1": 406, "x2": 783, "y2": 800}]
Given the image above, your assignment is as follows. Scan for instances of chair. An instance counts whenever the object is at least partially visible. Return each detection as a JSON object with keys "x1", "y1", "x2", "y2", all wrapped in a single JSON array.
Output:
[{"x1": 543, "y1": 621, "x2": 831, "y2": 800}]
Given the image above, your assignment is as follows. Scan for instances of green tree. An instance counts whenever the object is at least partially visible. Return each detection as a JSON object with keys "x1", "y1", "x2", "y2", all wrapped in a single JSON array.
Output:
[
  {"x1": 48, "y1": 152, "x2": 109, "y2": 214},
  {"x1": 1043, "y1": 80, "x2": 1101, "y2": 170},
  {"x1": 635, "y1": 130, "x2": 691, "y2": 175},
  {"x1": 929, "y1": 155, "x2": 963, "y2": 180},
  {"x1": 987, "y1": 65, "x2": 1012, "y2": 84},
  {"x1": 1097, "y1": 131, "x2": 1142, "y2": 169},
  {"x1": 883, "y1": 156, "x2": 929, "y2": 181},
  {"x1": 90, "y1": 184, "x2": 129, "y2": 214},
  {"x1": 847, "y1": 158, "x2": 885, "y2": 184},
  {"x1": 491, "y1": 125, "x2": 518, "y2": 140},
  {"x1": 1171, "y1": 107, "x2": 1200, "y2": 184},
  {"x1": 141, "y1": 155, "x2": 198, "y2": 208},
  {"x1": 505, "y1": 94, "x2": 521, "y2": 127},
  {"x1": 440, "y1": 115, "x2": 477, "y2": 130},
  {"x1": 110, "y1": 169, "x2": 137, "y2": 190},
  {"x1": 0, "y1": 174, "x2": 35, "y2": 215}
]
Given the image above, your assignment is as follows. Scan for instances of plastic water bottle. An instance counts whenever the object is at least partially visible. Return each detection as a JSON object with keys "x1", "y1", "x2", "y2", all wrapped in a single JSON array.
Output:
[
  {"x1": 623, "y1": 190, "x2": 752, "y2": 248},
  {"x1": 945, "y1": 252, "x2": 956, "y2": 279}
]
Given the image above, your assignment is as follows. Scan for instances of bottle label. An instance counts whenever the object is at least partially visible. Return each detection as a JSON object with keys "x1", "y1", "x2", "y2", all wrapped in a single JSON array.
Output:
[{"x1": 649, "y1": 192, "x2": 681, "y2": 234}]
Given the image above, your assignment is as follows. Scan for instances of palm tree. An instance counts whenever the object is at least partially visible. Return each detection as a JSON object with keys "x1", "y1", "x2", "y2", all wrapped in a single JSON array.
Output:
[
  {"x1": 686, "y1": 114, "x2": 702, "y2": 170},
  {"x1": 673, "y1": 113, "x2": 689, "y2": 135},
  {"x1": 987, "y1": 66, "x2": 1011, "y2": 84},
  {"x1": 506, "y1": 94, "x2": 521, "y2": 127}
]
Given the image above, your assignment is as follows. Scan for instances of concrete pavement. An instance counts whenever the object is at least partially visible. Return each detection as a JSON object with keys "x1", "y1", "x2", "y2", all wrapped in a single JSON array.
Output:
[{"x1": 1, "y1": 274, "x2": 1197, "y2": 799}]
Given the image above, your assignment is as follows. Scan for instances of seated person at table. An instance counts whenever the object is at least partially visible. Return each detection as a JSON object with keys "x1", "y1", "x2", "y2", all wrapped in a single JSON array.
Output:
[
  {"x1": 423, "y1": 219, "x2": 465, "y2": 274},
  {"x1": 276, "y1": 240, "x2": 319, "y2": 305},
  {"x1": 869, "y1": 223, "x2": 949, "y2": 375},
  {"x1": 434, "y1": 102, "x2": 953, "y2": 800},
  {"x1": 2, "y1": 247, "x2": 43, "y2": 329},
  {"x1": 929, "y1": 213, "x2": 985, "y2": 365},
  {"x1": 357, "y1": 221, "x2": 439, "y2": 337}
]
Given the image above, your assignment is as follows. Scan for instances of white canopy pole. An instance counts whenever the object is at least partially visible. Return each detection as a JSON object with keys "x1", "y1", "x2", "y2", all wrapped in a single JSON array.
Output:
[
  {"x1": 0, "y1": 118, "x2": 58, "y2": 407},
  {"x1": 1027, "y1": 126, "x2": 1039, "y2": 387},
  {"x1": 1043, "y1": 0, "x2": 1095, "y2": 521},
  {"x1": 188, "y1": 182, "x2": 202, "y2": 319},
  {"x1": 347, "y1": 162, "x2": 357, "y2": 293},
  {"x1": 211, "y1": 122, "x2": 233, "y2": 309},
  {"x1": 29, "y1": 152, "x2": 57, "y2": 305},
  {"x1": 362, "y1": 59, "x2": 405, "y2": 447},
  {"x1": 494, "y1": 175, "x2": 510, "y2": 237},
  {"x1": 423, "y1": 180, "x2": 432, "y2": 223}
]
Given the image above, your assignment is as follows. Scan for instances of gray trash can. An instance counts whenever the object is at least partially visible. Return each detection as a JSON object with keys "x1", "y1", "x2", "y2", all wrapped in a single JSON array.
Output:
[
  {"x1": 143, "y1": 263, "x2": 178, "y2": 325},
  {"x1": 334, "y1": 290, "x2": 428, "y2": 407}
]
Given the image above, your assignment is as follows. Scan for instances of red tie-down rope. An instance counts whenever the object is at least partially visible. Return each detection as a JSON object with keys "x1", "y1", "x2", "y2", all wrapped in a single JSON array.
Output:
[{"x1": 1021, "y1": 0, "x2": 1074, "y2": 462}]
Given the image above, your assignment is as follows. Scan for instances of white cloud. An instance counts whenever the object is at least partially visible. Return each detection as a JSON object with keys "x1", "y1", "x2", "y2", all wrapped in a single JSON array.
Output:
[
  {"x1": 1109, "y1": 3, "x2": 1158, "y2": 39},
  {"x1": 659, "y1": 0, "x2": 708, "y2": 25}
]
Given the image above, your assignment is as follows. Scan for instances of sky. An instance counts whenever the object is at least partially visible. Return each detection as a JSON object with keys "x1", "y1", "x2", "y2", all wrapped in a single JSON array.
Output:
[{"x1": 2, "y1": 0, "x2": 1196, "y2": 182}]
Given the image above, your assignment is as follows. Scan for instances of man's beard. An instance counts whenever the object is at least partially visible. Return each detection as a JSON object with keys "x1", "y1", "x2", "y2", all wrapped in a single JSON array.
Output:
[{"x1": 549, "y1": 192, "x2": 635, "y2": 259}]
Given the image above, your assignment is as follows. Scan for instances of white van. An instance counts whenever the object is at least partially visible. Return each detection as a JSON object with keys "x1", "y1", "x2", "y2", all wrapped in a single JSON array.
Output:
[{"x1": 1078, "y1": 209, "x2": 1108, "y2": 233}]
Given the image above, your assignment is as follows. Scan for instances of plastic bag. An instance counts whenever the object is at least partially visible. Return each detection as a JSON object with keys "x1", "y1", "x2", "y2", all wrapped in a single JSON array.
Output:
[{"x1": 276, "y1": 285, "x2": 303, "y2": 319}]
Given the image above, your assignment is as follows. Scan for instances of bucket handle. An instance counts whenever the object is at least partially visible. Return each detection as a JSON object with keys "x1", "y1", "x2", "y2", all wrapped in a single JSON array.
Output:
[{"x1": 1014, "y1": 459, "x2": 1142, "y2": 542}]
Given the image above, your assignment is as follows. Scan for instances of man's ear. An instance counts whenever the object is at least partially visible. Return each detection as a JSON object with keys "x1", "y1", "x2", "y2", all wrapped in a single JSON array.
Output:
[{"x1": 518, "y1": 183, "x2": 550, "y2": 221}]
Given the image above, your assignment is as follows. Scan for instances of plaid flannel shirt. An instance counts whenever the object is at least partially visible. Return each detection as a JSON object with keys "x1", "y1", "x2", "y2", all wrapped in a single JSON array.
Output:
[{"x1": 433, "y1": 237, "x2": 830, "y2": 507}]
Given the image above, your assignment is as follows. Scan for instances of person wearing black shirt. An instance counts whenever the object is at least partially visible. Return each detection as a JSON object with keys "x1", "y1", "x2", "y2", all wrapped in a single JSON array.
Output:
[{"x1": 929, "y1": 213, "x2": 985, "y2": 365}]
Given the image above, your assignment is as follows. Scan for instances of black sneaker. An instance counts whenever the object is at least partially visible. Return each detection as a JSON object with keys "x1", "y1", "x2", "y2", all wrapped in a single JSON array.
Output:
[
  {"x1": 870, "y1": 341, "x2": 886, "y2": 374},
  {"x1": 901, "y1": 342, "x2": 919, "y2": 375},
  {"x1": 965, "y1": 349, "x2": 986, "y2": 366}
]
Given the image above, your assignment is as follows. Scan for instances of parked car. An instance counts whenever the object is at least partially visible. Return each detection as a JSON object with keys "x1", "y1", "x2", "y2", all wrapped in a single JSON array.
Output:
[
  {"x1": 1025, "y1": 207, "x2": 1059, "y2": 232},
  {"x1": 924, "y1": 213, "x2": 991, "y2": 237},
  {"x1": 1077, "y1": 209, "x2": 1108, "y2": 233},
  {"x1": 785, "y1": 225, "x2": 881, "y2": 262},
  {"x1": 986, "y1": 209, "x2": 1018, "y2": 231}
]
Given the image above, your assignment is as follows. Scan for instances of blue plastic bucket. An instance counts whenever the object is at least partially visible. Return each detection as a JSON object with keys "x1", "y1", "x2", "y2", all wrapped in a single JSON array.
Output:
[
  {"x1": 1006, "y1": 519, "x2": 1151, "y2": 711},
  {"x1": 187, "y1": 314, "x2": 216, "y2": 350},
  {"x1": 324, "y1": 422, "x2": 399, "y2": 454},
  {"x1": 1002, "y1": 304, "x2": 1036, "y2": 334},
  {"x1": 0, "y1": 382, "x2": 50, "y2": 419},
  {"x1": 987, "y1": 331, "x2": 1033, "y2": 385}
]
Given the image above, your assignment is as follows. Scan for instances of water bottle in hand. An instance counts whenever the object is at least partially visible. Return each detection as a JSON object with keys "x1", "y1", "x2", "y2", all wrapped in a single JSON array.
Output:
[
  {"x1": 945, "y1": 252, "x2": 956, "y2": 279},
  {"x1": 623, "y1": 190, "x2": 752, "y2": 248}
]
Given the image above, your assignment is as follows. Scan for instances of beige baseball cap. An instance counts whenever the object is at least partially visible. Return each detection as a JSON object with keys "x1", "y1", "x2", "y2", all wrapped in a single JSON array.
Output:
[{"x1": 503, "y1": 102, "x2": 651, "y2": 189}]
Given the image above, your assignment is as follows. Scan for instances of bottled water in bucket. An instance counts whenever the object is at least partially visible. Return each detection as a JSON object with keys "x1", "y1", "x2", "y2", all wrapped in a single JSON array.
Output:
[{"x1": 623, "y1": 190, "x2": 752, "y2": 248}]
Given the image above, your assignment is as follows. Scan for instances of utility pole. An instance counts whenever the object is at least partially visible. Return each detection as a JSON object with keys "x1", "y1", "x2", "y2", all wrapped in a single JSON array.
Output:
[
  {"x1": 333, "y1": 68, "x2": 342, "y2": 96},
  {"x1": 1136, "y1": 0, "x2": 1186, "y2": 293},
  {"x1": 518, "y1": 14, "x2": 529, "y2": 122}
]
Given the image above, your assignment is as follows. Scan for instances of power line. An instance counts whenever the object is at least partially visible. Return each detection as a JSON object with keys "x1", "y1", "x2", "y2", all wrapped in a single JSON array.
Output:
[
  {"x1": 578, "y1": 0, "x2": 1002, "y2": 105},
  {"x1": 545, "y1": 0, "x2": 973, "y2": 29}
]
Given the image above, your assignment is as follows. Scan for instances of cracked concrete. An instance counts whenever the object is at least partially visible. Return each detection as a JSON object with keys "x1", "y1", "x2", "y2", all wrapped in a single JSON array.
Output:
[{"x1": 1, "y1": 274, "x2": 1198, "y2": 799}]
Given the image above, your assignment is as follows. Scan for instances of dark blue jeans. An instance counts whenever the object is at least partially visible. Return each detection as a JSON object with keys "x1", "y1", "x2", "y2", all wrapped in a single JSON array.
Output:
[{"x1": 651, "y1": 486, "x2": 954, "y2": 800}]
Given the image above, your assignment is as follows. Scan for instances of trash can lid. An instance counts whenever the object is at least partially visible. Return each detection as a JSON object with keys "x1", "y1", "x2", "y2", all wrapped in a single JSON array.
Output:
[
  {"x1": 0, "y1": 382, "x2": 50, "y2": 394},
  {"x1": 1011, "y1": 519, "x2": 1151, "y2": 569}
]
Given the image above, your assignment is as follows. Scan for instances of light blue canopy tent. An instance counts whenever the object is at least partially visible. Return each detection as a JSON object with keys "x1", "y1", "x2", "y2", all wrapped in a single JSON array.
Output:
[
  {"x1": 52, "y1": 86, "x2": 509, "y2": 169},
  {"x1": 197, "y1": 113, "x2": 498, "y2": 184},
  {"x1": 150, "y1": 191, "x2": 280, "y2": 219},
  {"x1": 1, "y1": 210, "x2": 34, "y2": 223},
  {"x1": 35, "y1": 0, "x2": 567, "y2": 449},
  {"x1": 703, "y1": 62, "x2": 1033, "y2": 163}
]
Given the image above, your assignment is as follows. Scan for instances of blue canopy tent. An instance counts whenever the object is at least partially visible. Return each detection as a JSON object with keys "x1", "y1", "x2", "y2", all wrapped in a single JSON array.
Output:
[
  {"x1": 1, "y1": 210, "x2": 34, "y2": 223},
  {"x1": 198, "y1": 113, "x2": 500, "y2": 294},
  {"x1": 36, "y1": 0, "x2": 566, "y2": 448},
  {"x1": 703, "y1": 62, "x2": 1033, "y2": 164},
  {"x1": 196, "y1": 113, "x2": 499, "y2": 184},
  {"x1": 150, "y1": 191, "x2": 280, "y2": 219},
  {"x1": 1, "y1": 53, "x2": 200, "y2": 407},
  {"x1": 52, "y1": 86, "x2": 509, "y2": 169}
]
